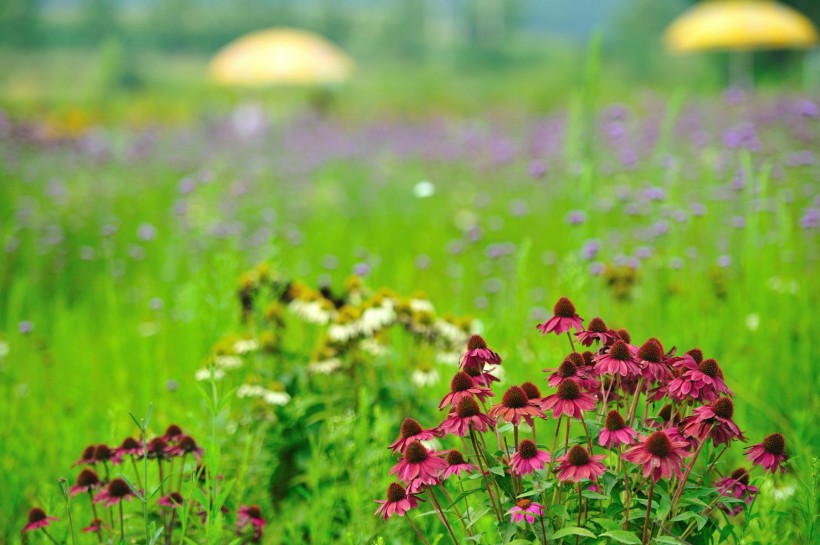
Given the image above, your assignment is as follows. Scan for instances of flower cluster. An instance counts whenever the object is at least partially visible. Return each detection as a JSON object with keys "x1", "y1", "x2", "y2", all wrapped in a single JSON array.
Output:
[{"x1": 376, "y1": 297, "x2": 788, "y2": 544}]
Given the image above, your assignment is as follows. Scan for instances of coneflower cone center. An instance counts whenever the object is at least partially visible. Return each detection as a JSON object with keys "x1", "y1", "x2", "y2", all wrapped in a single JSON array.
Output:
[
  {"x1": 502, "y1": 386, "x2": 529, "y2": 408},
  {"x1": 763, "y1": 433, "x2": 786, "y2": 455},
  {"x1": 120, "y1": 437, "x2": 141, "y2": 450},
  {"x1": 553, "y1": 297, "x2": 576, "y2": 318},
  {"x1": 558, "y1": 360, "x2": 578, "y2": 378},
  {"x1": 94, "y1": 445, "x2": 112, "y2": 461},
  {"x1": 605, "y1": 411, "x2": 626, "y2": 431},
  {"x1": 521, "y1": 381, "x2": 541, "y2": 400},
  {"x1": 77, "y1": 469, "x2": 100, "y2": 487},
  {"x1": 245, "y1": 506, "x2": 263, "y2": 519},
  {"x1": 400, "y1": 418, "x2": 423, "y2": 439},
  {"x1": 712, "y1": 398, "x2": 734, "y2": 420},
  {"x1": 645, "y1": 432, "x2": 673, "y2": 458},
  {"x1": 404, "y1": 442, "x2": 429, "y2": 464},
  {"x1": 518, "y1": 440, "x2": 539, "y2": 459},
  {"x1": 108, "y1": 479, "x2": 131, "y2": 498},
  {"x1": 608, "y1": 341, "x2": 630, "y2": 361},
  {"x1": 730, "y1": 468, "x2": 750, "y2": 485},
  {"x1": 451, "y1": 372, "x2": 474, "y2": 392},
  {"x1": 557, "y1": 380, "x2": 580, "y2": 400},
  {"x1": 463, "y1": 362, "x2": 481, "y2": 378},
  {"x1": 28, "y1": 508, "x2": 47, "y2": 523},
  {"x1": 446, "y1": 450, "x2": 466, "y2": 466},
  {"x1": 168, "y1": 492, "x2": 184, "y2": 505},
  {"x1": 387, "y1": 483, "x2": 408, "y2": 502},
  {"x1": 148, "y1": 438, "x2": 168, "y2": 452},
  {"x1": 686, "y1": 348, "x2": 704, "y2": 363},
  {"x1": 699, "y1": 359, "x2": 720, "y2": 378},
  {"x1": 177, "y1": 436, "x2": 196, "y2": 451},
  {"x1": 658, "y1": 405, "x2": 673, "y2": 422},
  {"x1": 80, "y1": 445, "x2": 95, "y2": 460},
  {"x1": 567, "y1": 446, "x2": 591, "y2": 466},
  {"x1": 516, "y1": 499, "x2": 532, "y2": 509},
  {"x1": 617, "y1": 329, "x2": 631, "y2": 344},
  {"x1": 587, "y1": 317, "x2": 607, "y2": 333},
  {"x1": 638, "y1": 341, "x2": 662, "y2": 363},
  {"x1": 567, "y1": 352, "x2": 584, "y2": 367},
  {"x1": 456, "y1": 398, "x2": 481, "y2": 418},
  {"x1": 467, "y1": 334, "x2": 487, "y2": 350},
  {"x1": 165, "y1": 424, "x2": 183, "y2": 438}
]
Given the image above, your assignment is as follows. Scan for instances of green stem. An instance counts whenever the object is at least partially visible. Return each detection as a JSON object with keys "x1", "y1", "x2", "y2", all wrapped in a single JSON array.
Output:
[{"x1": 642, "y1": 479, "x2": 656, "y2": 545}]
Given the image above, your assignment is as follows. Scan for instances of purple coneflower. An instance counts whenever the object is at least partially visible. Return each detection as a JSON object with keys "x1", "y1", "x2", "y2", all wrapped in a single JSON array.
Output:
[
  {"x1": 667, "y1": 358, "x2": 732, "y2": 402},
  {"x1": 682, "y1": 397, "x2": 745, "y2": 446},
  {"x1": 460, "y1": 334, "x2": 502, "y2": 368},
  {"x1": 158, "y1": 492, "x2": 184, "y2": 509},
  {"x1": 439, "y1": 398, "x2": 495, "y2": 436},
  {"x1": 537, "y1": 297, "x2": 584, "y2": 335},
  {"x1": 442, "y1": 450, "x2": 478, "y2": 479},
  {"x1": 593, "y1": 340, "x2": 641, "y2": 378},
  {"x1": 541, "y1": 380, "x2": 596, "y2": 420},
  {"x1": 389, "y1": 441, "x2": 447, "y2": 488},
  {"x1": 462, "y1": 359, "x2": 500, "y2": 388},
  {"x1": 237, "y1": 505, "x2": 265, "y2": 543},
  {"x1": 389, "y1": 418, "x2": 440, "y2": 454},
  {"x1": 622, "y1": 431, "x2": 692, "y2": 481},
  {"x1": 163, "y1": 424, "x2": 185, "y2": 443},
  {"x1": 165, "y1": 435, "x2": 205, "y2": 460},
  {"x1": 146, "y1": 437, "x2": 169, "y2": 460},
  {"x1": 81, "y1": 518, "x2": 102, "y2": 534},
  {"x1": 94, "y1": 478, "x2": 136, "y2": 507},
  {"x1": 636, "y1": 339, "x2": 670, "y2": 382},
  {"x1": 508, "y1": 499, "x2": 545, "y2": 524},
  {"x1": 73, "y1": 445, "x2": 96, "y2": 467},
  {"x1": 716, "y1": 468, "x2": 759, "y2": 515},
  {"x1": 510, "y1": 440, "x2": 551, "y2": 476},
  {"x1": 575, "y1": 317, "x2": 617, "y2": 346},
  {"x1": 555, "y1": 446, "x2": 606, "y2": 482},
  {"x1": 374, "y1": 483, "x2": 422, "y2": 520},
  {"x1": 488, "y1": 386, "x2": 543, "y2": 427},
  {"x1": 745, "y1": 433, "x2": 788, "y2": 474},
  {"x1": 598, "y1": 411, "x2": 637, "y2": 449},
  {"x1": 438, "y1": 371, "x2": 494, "y2": 410},
  {"x1": 544, "y1": 354, "x2": 596, "y2": 390},
  {"x1": 70, "y1": 469, "x2": 103, "y2": 497},
  {"x1": 93, "y1": 444, "x2": 114, "y2": 464},
  {"x1": 22, "y1": 508, "x2": 58, "y2": 533},
  {"x1": 113, "y1": 437, "x2": 143, "y2": 464}
]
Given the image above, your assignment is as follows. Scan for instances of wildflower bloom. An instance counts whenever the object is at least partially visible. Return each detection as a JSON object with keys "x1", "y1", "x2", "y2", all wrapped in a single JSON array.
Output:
[
  {"x1": 439, "y1": 398, "x2": 495, "y2": 436},
  {"x1": 575, "y1": 317, "x2": 617, "y2": 346},
  {"x1": 555, "y1": 446, "x2": 606, "y2": 482},
  {"x1": 682, "y1": 397, "x2": 745, "y2": 446},
  {"x1": 113, "y1": 437, "x2": 143, "y2": 463},
  {"x1": 442, "y1": 450, "x2": 478, "y2": 479},
  {"x1": 460, "y1": 334, "x2": 501, "y2": 368},
  {"x1": 537, "y1": 297, "x2": 584, "y2": 335},
  {"x1": 163, "y1": 424, "x2": 184, "y2": 442},
  {"x1": 667, "y1": 358, "x2": 732, "y2": 402},
  {"x1": 165, "y1": 435, "x2": 205, "y2": 460},
  {"x1": 541, "y1": 380, "x2": 596, "y2": 420},
  {"x1": 598, "y1": 411, "x2": 638, "y2": 449},
  {"x1": 510, "y1": 440, "x2": 552, "y2": 476},
  {"x1": 73, "y1": 445, "x2": 96, "y2": 467},
  {"x1": 623, "y1": 431, "x2": 692, "y2": 481},
  {"x1": 389, "y1": 441, "x2": 447, "y2": 487},
  {"x1": 508, "y1": 499, "x2": 545, "y2": 524},
  {"x1": 94, "y1": 478, "x2": 136, "y2": 506},
  {"x1": 489, "y1": 386, "x2": 543, "y2": 427},
  {"x1": 81, "y1": 519, "x2": 102, "y2": 534},
  {"x1": 520, "y1": 381, "x2": 542, "y2": 402},
  {"x1": 716, "y1": 468, "x2": 759, "y2": 515},
  {"x1": 93, "y1": 444, "x2": 114, "y2": 464},
  {"x1": 438, "y1": 371, "x2": 494, "y2": 410},
  {"x1": 389, "y1": 418, "x2": 440, "y2": 454},
  {"x1": 745, "y1": 433, "x2": 788, "y2": 474},
  {"x1": 158, "y1": 492, "x2": 184, "y2": 509},
  {"x1": 636, "y1": 339, "x2": 670, "y2": 382},
  {"x1": 22, "y1": 508, "x2": 58, "y2": 533},
  {"x1": 544, "y1": 354, "x2": 595, "y2": 389},
  {"x1": 374, "y1": 483, "x2": 422, "y2": 520},
  {"x1": 593, "y1": 340, "x2": 641, "y2": 378},
  {"x1": 146, "y1": 437, "x2": 170, "y2": 460},
  {"x1": 462, "y1": 359, "x2": 500, "y2": 387},
  {"x1": 237, "y1": 505, "x2": 266, "y2": 542},
  {"x1": 70, "y1": 469, "x2": 103, "y2": 497}
]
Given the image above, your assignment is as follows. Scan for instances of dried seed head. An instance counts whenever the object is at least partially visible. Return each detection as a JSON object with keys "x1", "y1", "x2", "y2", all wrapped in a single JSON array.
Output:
[
  {"x1": 446, "y1": 450, "x2": 466, "y2": 466},
  {"x1": 467, "y1": 334, "x2": 488, "y2": 351},
  {"x1": 762, "y1": 433, "x2": 786, "y2": 456},
  {"x1": 587, "y1": 317, "x2": 607, "y2": 333},
  {"x1": 604, "y1": 410, "x2": 626, "y2": 431},
  {"x1": 518, "y1": 440, "x2": 539, "y2": 460},
  {"x1": 386, "y1": 483, "x2": 407, "y2": 503},
  {"x1": 557, "y1": 359, "x2": 578, "y2": 378},
  {"x1": 637, "y1": 340, "x2": 663, "y2": 363},
  {"x1": 712, "y1": 398, "x2": 734, "y2": 420},
  {"x1": 617, "y1": 329, "x2": 632, "y2": 344},
  {"x1": 450, "y1": 372, "x2": 474, "y2": 392},
  {"x1": 608, "y1": 340, "x2": 631, "y2": 361},
  {"x1": 502, "y1": 386, "x2": 529, "y2": 409},
  {"x1": 645, "y1": 431, "x2": 673, "y2": 458},
  {"x1": 557, "y1": 380, "x2": 580, "y2": 400},
  {"x1": 404, "y1": 441, "x2": 429, "y2": 464},
  {"x1": 699, "y1": 359, "x2": 720, "y2": 378},
  {"x1": 521, "y1": 382, "x2": 542, "y2": 400},
  {"x1": 400, "y1": 418, "x2": 423, "y2": 439},
  {"x1": 567, "y1": 446, "x2": 591, "y2": 466},
  {"x1": 107, "y1": 478, "x2": 132, "y2": 499},
  {"x1": 730, "y1": 468, "x2": 750, "y2": 486},
  {"x1": 456, "y1": 397, "x2": 481, "y2": 418},
  {"x1": 553, "y1": 297, "x2": 577, "y2": 318},
  {"x1": 76, "y1": 469, "x2": 100, "y2": 488},
  {"x1": 686, "y1": 348, "x2": 704, "y2": 364}
]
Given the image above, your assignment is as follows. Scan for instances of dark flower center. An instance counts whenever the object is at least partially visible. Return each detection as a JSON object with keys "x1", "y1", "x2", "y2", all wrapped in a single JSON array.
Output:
[
  {"x1": 587, "y1": 317, "x2": 607, "y2": 333},
  {"x1": 467, "y1": 334, "x2": 488, "y2": 350},
  {"x1": 80, "y1": 445, "x2": 95, "y2": 461},
  {"x1": 77, "y1": 469, "x2": 100, "y2": 487},
  {"x1": 567, "y1": 352, "x2": 584, "y2": 367},
  {"x1": 164, "y1": 425, "x2": 183, "y2": 438},
  {"x1": 730, "y1": 468, "x2": 750, "y2": 485},
  {"x1": 386, "y1": 482, "x2": 407, "y2": 503},
  {"x1": 605, "y1": 410, "x2": 626, "y2": 431},
  {"x1": 567, "y1": 446, "x2": 591, "y2": 466},
  {"x1": 686, "y1": 348, "x2": 704, "y2": 364},
  {"x1": 581, "y1": 351, "x2": 594, "y2": 366},
  {"x1": 27, "y1": 508, "x2": 47, "y2": 523},
  {"x1": 518, "y1": 440, "x2": 539, "y2": 460},
  {"x1": 516, "y1": 499, "x2": 532, "y2": 509},
  {"x1": 177, "y1": 436, "x2": 198, "y2": 452},
  {"x1": 245, "y1": 506, "x2": 263, "y2": 519},
  {"x1": 404, "y1": 442, "x2": 429, "y2": 464},
  {"x1": 658, "y1": 404, "x2": 673, "y2": 422},
  {"x1": 608, "y1": 341, "x2": 630, "y2": 361},
  {"x1": 762, "y1": 433, "x2": 786, "y2": 456},
  {"x1": 108, "y1": 479, "x2": 132, "y2": 498},
  {"x1": 617, "y1": 329, "x2": 631, "y2": 344},
  {"x1": 446, "y1": 450, "x2": 466, "y2": 466},
  {"x1": 120, "y1": 437, "x2": 141, "y2": 450},
  {"x1": 168, "y1": 492, "x2": 184, "y2": 505},
  {"x1": 94, "y1": 445, "x2": 112, "y2": 462},
  {"x1": 557, "y1": 380, "x2": 580, "y2": 400},
  {"x1": 637, "y1": 340, "x2": 663, "y2": 363},
  {"x1": 712, "y1": 398, "x2": 734, "y2": 420},
  {"x1": 502, "y1": 386, "x2": 529, "y2": 409},
  {"x1": 451, "y1": 372, "x2": 474, "y2": 393},
  {"x1": 148, "y1": 437, "x2": 168, "y2": 453},
  {"x1": 558, "y1": 360, "x2": 578, "y2": 378},
  {"x1": 553, "y1": 297, "x2": 577, "y2": 318},
  {"x1": 400, "y1": 418, "x2": 423, "y2": 439},
  {"x1": 699, "y1": 359, "x2": 720, "y2": 378},
  {"x1": 463, "y1": 361, "x2": 481, "y2": 378},
  {"x1": 456, "y1": 397, "x2": 481, "y2": 418},
  {"x1": 645, "y1": 431, "x2": 673, "y2": 458},
  {"x1": 521, "y1": 381, "x2": 541, "y2": 400}
]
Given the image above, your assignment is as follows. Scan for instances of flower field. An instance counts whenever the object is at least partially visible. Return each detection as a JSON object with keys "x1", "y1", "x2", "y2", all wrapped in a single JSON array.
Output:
[{"x1": 0, "y1": 89, "x2": 818, "y2": 544}]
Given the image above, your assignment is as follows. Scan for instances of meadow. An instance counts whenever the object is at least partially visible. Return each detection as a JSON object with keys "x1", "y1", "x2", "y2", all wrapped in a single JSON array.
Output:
[{"x1": 0, "y1": 74, "x2": 818, "y2": 544}]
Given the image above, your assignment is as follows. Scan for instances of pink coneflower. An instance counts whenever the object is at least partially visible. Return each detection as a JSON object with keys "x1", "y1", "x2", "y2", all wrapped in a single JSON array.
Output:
[
  {"x1": 555, "y1": 446, "x2": 606, "y2": 482},
  {"x1": 460, "y1": 334, "x2": 502, "y2": 368},
  {"x1": 636, "y1": 339, "x2": 670, "y2": 382},
  {"x1": 622, "y1": 431, "x2": 692, "y2": 481},
  {"x1": 541, "y1": 380, "x2": 596, "y2": 420},
  {"x1": 716, "y1": 468, "x2": 759, "y2": 516},
  {"x1": 163, "y1": 424, "x2": 185, "y2": 443},
  {"x1": 575, "y1": 317, "x2": 618, "y2": 346},
  {"x1": 438, "y1": 371, "x2": 494, "y2": 410},
  {"x1": 389, "y1": 418, "x2": 440, "y2": 454},
  {"x1": 93, "y1": 444, "x2": 114, "y2": 464},
  {"x1": 666, "y1": 358, "x2": 732, "y2": 402},
  {"x1": 593, "y1": 340, "x2": 641, "y2": 378},
  {"x1": 510, "y1": 440, "x2": 551, "y2": 476},
  {"x1": 146, "y1": 437, "x2": 169, "y2": 460},
  {"x1": 520, "y1": 381, "x2": 542, "y2": 402},
  {"x1": 682, "y1": 398, "x2": 745, "y2": 446},
  {"x1": 237, "y1": 505, "x2": 265, "y2": 542},
  {"x1": 442, "y1": 450, "x2": 478, "y2": 479},
  {"x1": 113, "y1": 437, "x2": 143, "y2": 464},
  {"x1": 537, "y1": 297, "x2": 584, "y2": 335},
  {"x1": 73, "y1": 445, "x2": 96, "y2": 467},
  {"x1": 389, "y1": 441, "x2": 447, "y2": 487},
  {"x1": 488, "y1": 386, "x2": 543, "y2": 427},
  {"x1": 70, "y1": 469, "x2": 103, "y2": 497},
  {"x1": 22, "y1": 508, "x2": 58, "y2": 533},
  {"x1": 165, "y1": 435, "x2": 205, "y2": 460},
  {"x1": 508, "y1": 499, "x2": 545, "y2": 524},
  {"x1": 374, "y1": 483, "x2": 422, "y2": 519},
  {"x1": 745, "y1": 433, "x2": 788, "y2": 474},
  {"x1": 598, "y1": 411, "x2": 638, "y2": 449},
  {"x1": 81, "y1": 518, "x2": 102, "y2": 534},
  {"x1": 544, "y1": 354, "x2": 596, "y2": 390},
  {"x1": 158, "y1": 492, "x2": 185, "y2": 509},
  {"x1": 439, "y1": 398, "x2": 495, "y2": 436},
  {"x1": 94, "y1": 478, "x2": 136, "y2": 507}
]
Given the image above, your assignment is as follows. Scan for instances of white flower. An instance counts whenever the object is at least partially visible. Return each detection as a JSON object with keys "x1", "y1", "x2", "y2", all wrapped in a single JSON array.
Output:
[
  {"x1": 308, "y1": 358, "x2": 343, "y2": 374},
  {"x1": 770, "y1": 483, "x2": 796, "y2": 502},
  {"x1": 360, "y1": 304, "x2": 396, "y2": 335},
  {"x1": 328, "y1": 323, "x2": 360, "y2": 342},
  {"x1": 237, "y1": 384, "x2": 266, "y2": 398},
  {"x1": 288, "y1": 300, "x2": 336, "y2": 324},
  {"x1": 409, "y1": 299, "x2": 435, "y2": 313},
  {"x1": 234, "y1": 339, "x2": 259, "y2": 354},
  {"x1": 360, "y1": 338, "x2": 389, "y2": 357},
  {"x1": 484, "y1": 363, "x2": 504, "y2": 382},
  {"x1": 0, "y1": 340, "x2": 9, "y2": 358},
  {"x1": 195, "y1": 368, "x2": 225, "y2": 381},
  {"x1": 215, "y1": 355, "x2": 243, "y2": 370},
  {"x1": 263, "y1": 390, "x2": 291, "y2": 406},
  {"x1": 412, "y1": 368, "x2": 440, "y2": 387},
  {"x1": 413, "y1": 180, "x2": 435, "y2": 198}
]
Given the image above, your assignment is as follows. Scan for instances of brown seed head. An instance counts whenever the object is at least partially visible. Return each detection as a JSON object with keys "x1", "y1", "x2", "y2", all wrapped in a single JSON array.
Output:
[
  {"x1": 637, "y1": 340, "x2": 663, "y2": 363},
  {"x1": 699, "y1": 359, "x2": 720, "y2": 378},
  {"x1": 645, "y1": 431, "x2": 673, "y2": 458},
  {"x1": 450, "y1": 372, "x2": 474, "y2": 392},
  {"x1": 467, "y1": 334, "x2": 487, "y2": 351},
  {"x1": 27, "y1": 508, "x2": 48, "y2": 524},
  {"x1": 518, "y1": 440, "x2": 539, "y2": 460},
  {"x1": 557, "y1": 380, "x2": 581, "y2": 400},
  {"x1": 587, "y1": 317, "x2": 607, "y2": 333},
  {"x1": 608, "y1": 340, "x2": 631, "y2": 361},
  {"x1": 712, "y1": 398, "x2": 734, "y2": 420},
  {"x1": 76, "y1": 469, "x2": 100, "y2": 488},
  {"x1": 400, "y1": 418, "x2": 423, "y2": 439},
  {"x1": 605, "y1": 410, "x2": 626, "y2": 431},
  {"x1": 502, "y1": 386, "x2": 529, "y2": 408},
  {"x1": 386, "y1": 483, "x2": 407, "y2": 503},
  {"x1": 617, "y1": 329, "x2": 632, "y2": 344},
  {"x1": 557, "y1": 359, "x2": 578, "y2": 378},
  {"x1": 107, "y1": 478, "x2": 132, "y2": 499},
  {"x1": 730, "y1": 468, "x2": 750, "y2": 486},
  {"x1": 762, "y1": 433, "x2": 786, "y2": 456},
  {"x1": 686, "y1": 348, "x2": 704, "y2": 364},
  {"x1": 446, "y1": 450, "x2": 466, "y2": 466},
  {"x1": 521, "y1": 381, "x2": 542, "y2": 400},
  {"x1": 567, "y1": 446, "x2": 591, "y2": 466},
  {"x1": 456, "y1": 397, "x2": 481, "y2": 418},
  {"x1": 404, "y1": 441, "x2": 429, "y2": 464},
  {"x1": 553, "y1": 297, "x2": 577, "y2": 318}
]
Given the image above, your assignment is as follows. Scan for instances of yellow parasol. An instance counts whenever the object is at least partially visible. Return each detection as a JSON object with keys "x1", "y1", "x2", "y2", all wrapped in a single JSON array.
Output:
[
  {"x1": 209, "y1": 28, "x2": 353, "y2": 87},
  {"x1": 664, "y1": 0, "x2": 818, "y2": 53}
]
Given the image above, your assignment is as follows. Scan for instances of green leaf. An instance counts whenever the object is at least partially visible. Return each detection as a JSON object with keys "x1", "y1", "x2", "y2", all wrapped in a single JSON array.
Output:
[
  {"x1": 600, "y1": 530, "x2": 642, "y2": 544},
  {"x1": 582, "y1": 490, "x2": 609, "y2": 500},
  {"x1": 552, "y1": 526, "x2": 597, "y2": 539},
  {"x1": 653, "y1": 537, "x2": 687, "y2": 544},
  {"x1": 589, "y1": 518, "x2": 620, "y2": 531},
  {"x1": 507, "y1": 540, "x2": 533, "y2": 545}
]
